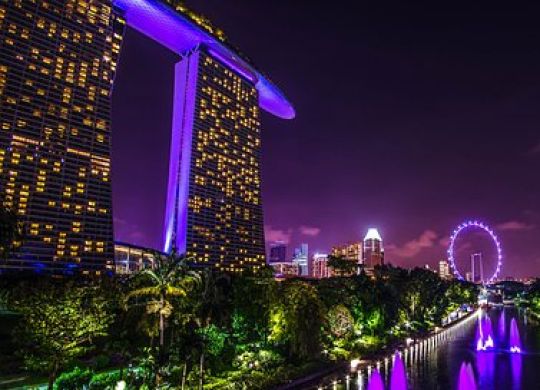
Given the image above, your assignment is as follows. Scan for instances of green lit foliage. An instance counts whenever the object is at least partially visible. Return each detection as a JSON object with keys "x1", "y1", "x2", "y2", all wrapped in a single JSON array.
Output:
[
  {"x1": 0, "y1": 206, "x2": 24, "y2": 260},
  {"x1": 125, "y1": 252, "x2": 200, "y2": 349},
  {"x1": 327, "y1": 304, "x2": 354, "y2": 339},
  {"x1": 443, "y1": 280, "x2": 477, "y2": 317},
  {"x1": 197, "y1": 324, "x2": 227, "y2": 358},
  {"x1": 327, "y1": 255, "x2": 357, "y2": 276},
  {"x1": 269, "y1": 281, "x2": 324, "y2": 360},
  {"x1": 9, "y1": 281, "x2": 113, "y2": 389},
  {"x1": 53, "y1": 366, "x2": 93, "y2": 390}
]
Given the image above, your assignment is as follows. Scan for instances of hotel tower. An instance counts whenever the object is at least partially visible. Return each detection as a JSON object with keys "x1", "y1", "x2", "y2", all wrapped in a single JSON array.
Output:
[{"x1": 0, "y1": 0, "x2": 294, "y2": 273}]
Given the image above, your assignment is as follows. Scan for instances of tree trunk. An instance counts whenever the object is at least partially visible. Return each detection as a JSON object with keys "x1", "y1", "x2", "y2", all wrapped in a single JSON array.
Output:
[
  {"x1": 198, "y1": 351, "x2": 205, "y2": 390},
  {"x1": 48, "y1": 361, "x2": 59, "y2": 390},
  {"x1": 160, "y1": 298, "x2": 165, "y2": 347},
  {"x1": 181, "y1": 361, "x2": 187, "y2": 390}
]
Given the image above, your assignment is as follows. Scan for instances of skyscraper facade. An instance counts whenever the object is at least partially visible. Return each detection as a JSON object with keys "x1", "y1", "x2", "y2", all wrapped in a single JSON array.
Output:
[
  {"x1": 312, "y1": 252, "x2": 332, "y2": 279},
  {"x1": 0, "y1": 0, "x2": 294, "y2": 273},
  {"x1": 292, "y1": 243, "x2": 308, "y2": 276},
  {"x1": 269, "y1": 241, "x2": 287, "y2": 263},
  {"x1": 0, "y1": 0, "x2": 124, "y2": 272},
  {"x1": 163, "y1": 47, "x2": 266, "y2": 272},
  {"x1": 331, "y1": 242, "x2": 363, "y2": 265},
  {"x1": 438, "y1": 259, "x2": 452, "y2": 280},
  {"x1": 363, "y1": 228, "x2": 384, "y2": 268}
]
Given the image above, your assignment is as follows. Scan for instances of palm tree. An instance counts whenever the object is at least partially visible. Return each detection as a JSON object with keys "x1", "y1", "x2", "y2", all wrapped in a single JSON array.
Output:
[
  {"x1": 192, "y1": 268, "x2": 230, "y2": 390},
  {"x1": 125, "y1": 252, "x2": 200, "y2": 350}
]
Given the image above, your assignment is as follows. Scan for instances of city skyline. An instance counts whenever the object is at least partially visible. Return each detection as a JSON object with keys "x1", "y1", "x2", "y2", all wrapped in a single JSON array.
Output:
[
  {"x1": 0, "y1": 0, "x2": 293, "y2": 273},
  {"x1": 112, "y1": 1, "x2": 540, "y2": 277}
]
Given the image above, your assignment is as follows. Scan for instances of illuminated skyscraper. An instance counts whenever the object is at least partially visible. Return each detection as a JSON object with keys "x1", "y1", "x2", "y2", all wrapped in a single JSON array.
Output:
[
  {"x1": 0, "y1": 0, "x2": 294, "y2": 273},
  {"x1": 363, "y1": 228, "x2": 384, "y2": 268},
  {"x1": 312, "y1": 252, "x2": 332, "y2": 279},
  {"x1": 269, "y1": 241, "x2": 287, "y2": 263},
  {"x1": 163, "y1": 47, "x2": 266, "y2": 272},
  {"x1": 292, "y1": 243, "x2": 308, "y2": 276},
  {"x1": 0, "y1": 1, "x2": 124, "y2": 272},
  {"x1": 439, "y1": 259, "x2": 452, "y2": 280},
  {"x1": 331, "y1": 242, "x2": 363, "y2": 265}
]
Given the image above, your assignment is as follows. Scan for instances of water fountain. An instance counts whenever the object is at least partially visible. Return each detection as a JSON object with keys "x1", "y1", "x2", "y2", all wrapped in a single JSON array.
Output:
[
  {"x1": 390, "y1": 353, "x2": 407, "y2": 390},
  {"x1": 476, "y1": 315, "x2": 494, "y2": 351},
  {"x1": 367, "y1": 368, "x2": 384, "y2": 390},
  {"x1": 498, "y1": 310, "x2": 506, "y2": 340},
  {"x1": 509, "y1": 318, "x2": 522, "y2": 353},
  {"x1": 458, "y1": 362, "x2": 477, "y2": 390}
]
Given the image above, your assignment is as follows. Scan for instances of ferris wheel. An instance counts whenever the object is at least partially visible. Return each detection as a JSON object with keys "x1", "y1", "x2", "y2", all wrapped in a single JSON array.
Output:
[{"x1": 447, "y1": 220, "x2": 502, "y2": 284}]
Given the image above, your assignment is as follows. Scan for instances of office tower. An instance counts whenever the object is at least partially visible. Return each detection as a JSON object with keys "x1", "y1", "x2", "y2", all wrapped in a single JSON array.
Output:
[
  {"x1": 363, "y1": 228, "x2": 384, "y2": 268},
  {"x1": 269, "y1": 241, "x2": 287, "y2": 263},
  {"x1": 270, "y1": 261, "x2": 298, "y2": 278},
  {"x1": 312, "y1": 252, "x2": 332, "y2": 279},
  {"x1": 331, "y1": 242, "x2": 363, "y2": 266},
  {"x1": 439, "y1": 259, "x2": 452, "y2": 280},
  {"x1": 292, "y1": 243, "x2": 308, "y2": 276},
  {"x1": 0, "y1": 1, "x2": 294, "y2": 273},
  {"x1": 162, "y1": 47, "x2": 266, "y2": 272},
  {"x1": 0, "y1": 1, "x2": 124, "y2": 272}
]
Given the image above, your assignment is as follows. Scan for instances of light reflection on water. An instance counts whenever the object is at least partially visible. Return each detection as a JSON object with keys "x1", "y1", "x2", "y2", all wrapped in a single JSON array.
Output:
[{"x1": 310, "y1": 308, "x2": 540, "y2": 390}]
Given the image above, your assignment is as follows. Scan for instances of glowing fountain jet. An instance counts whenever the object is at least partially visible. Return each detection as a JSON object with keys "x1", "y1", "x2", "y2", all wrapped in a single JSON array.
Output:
[
  {"x1": 367, "y1": 368, "x2": 384, "y2": 390},
  {"x1": 509, "y1": 318, "x2": 522, "y2": 353},
  {"x1": 499, "y1": 310, "x2": 506, "y2": 340},
  {"x1": 476, "y1": 315, "x2": 494, "y2": 351},
  {"x1": 458, "y1": 362, "x2": 477, "y2": 390},
  {"x1": 390, "y1": 352, "x2": 407, "y2": 390}
]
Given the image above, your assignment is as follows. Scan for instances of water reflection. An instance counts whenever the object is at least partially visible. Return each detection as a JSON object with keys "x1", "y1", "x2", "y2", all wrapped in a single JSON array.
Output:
[
  {"x1": 510, "y1": 353, "x2": 521, "y2": 390},
  {"x1": 458, "y1": 362, "x2": 477, "y2": 390},
  {"x1": 312, "y1": 308, "x2": 540, "y2": 389}
]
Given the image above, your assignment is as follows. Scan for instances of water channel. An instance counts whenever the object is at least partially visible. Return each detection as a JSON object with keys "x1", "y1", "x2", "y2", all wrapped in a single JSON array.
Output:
[{"x1": 309, "y1": 307, "x2": 540, "y2": 389}]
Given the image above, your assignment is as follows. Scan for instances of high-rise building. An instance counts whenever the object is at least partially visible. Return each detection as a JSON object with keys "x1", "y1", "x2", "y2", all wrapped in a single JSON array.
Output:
[
  {"x1": 269, "y1": 241, "x2": 287, "y2": 263},
  {"x1": 0, "y1": 0, "x2": 124, "y2": 273},
  {"x1": 0, "y1": 1, "x2": 294, "y2": 273},
  {"x1": 439, "y1": 259, "x2": 452, "y2": 280},
  {"x1": 331, "y1": 242, "x2": 363, "y2": 265},
  {"x1": 312, "y1": 252, "x2": 332, "y2": 279},
  {"x1": 270, "y1": 261, "x2": 298, "y2": 279},
  {"x1": 363, "y1": 228, "x2": 384, "y2": 268},
  {"x1": 292, "y1": 243, "x2": 308, "y2": 276}
]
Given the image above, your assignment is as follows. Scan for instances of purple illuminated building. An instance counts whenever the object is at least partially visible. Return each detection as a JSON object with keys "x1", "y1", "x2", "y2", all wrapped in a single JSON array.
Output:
[{"x1": 0, "y1": 0, "x2": 293, "y2": 273}]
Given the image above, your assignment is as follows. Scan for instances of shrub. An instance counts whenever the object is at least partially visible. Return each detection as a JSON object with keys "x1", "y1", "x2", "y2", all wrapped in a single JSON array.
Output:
[
  {"x1": 93, "y1": 354, "x2": 110, "y2": 371},
  {"x1": 54, "y1": 367, "x2": 93, "y2": 390},
  {"x1": 89, "y1": 371, "x2": 121, "y2": 389}
]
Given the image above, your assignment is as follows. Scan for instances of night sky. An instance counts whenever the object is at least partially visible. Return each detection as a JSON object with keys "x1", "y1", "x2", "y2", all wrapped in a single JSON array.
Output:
[{"x1": 111, "y1": 1, "x2": 540, "y2": 277}]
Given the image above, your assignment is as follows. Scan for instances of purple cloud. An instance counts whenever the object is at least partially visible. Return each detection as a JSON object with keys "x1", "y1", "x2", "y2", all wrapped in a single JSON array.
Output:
[
  {"x1": 265, "y1": 225, "x2": 293, "y2": 244},
  {"x1": 496, "y1": 221, "x2": 535, "y2": 232},
  {"x1": 299, "y1": 225, "x2": 321, "y2": 237},
  {"x1": 387, "y1": 230, "x2": 439, "y2": 258}
]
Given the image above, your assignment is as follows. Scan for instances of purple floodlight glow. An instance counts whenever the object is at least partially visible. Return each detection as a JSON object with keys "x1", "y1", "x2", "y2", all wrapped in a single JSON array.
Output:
[
  {"x1": 163, "y1": 54, "x2": 199, "y2": 253},
  {"x1": 367, "y1": 368, "x2": 384, "y2": 390},
  {"x1": 511, "y1": 353, "x2": 522, "y2": 386},
  {"x1": 207, "y1": 48, "x2": 257, "y2": 84},
  {"x1": 390, "y1": 352, "x2": 408, "y2": 390},
  {"x1": 509, "y1": 318, "x2": 522, "y2": 353},
  {"x1": 447, "y1": 220, "x2": 503, "y2": 284},
  {"x1": 113, "y1": 0, "x2": 295, "y2": 119},
  {"x1": 476, "y1": 315, "x2": 495, "y2": 351},
  {"x1": 458, "y1": 362, "x2": 477, "y2": 390},
  {"x1": 499, "y1": 310, "x2": 506, "y2": 340}
]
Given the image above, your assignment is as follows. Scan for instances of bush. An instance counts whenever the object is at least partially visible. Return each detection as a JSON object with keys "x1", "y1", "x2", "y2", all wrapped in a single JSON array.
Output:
[
  {"x1": 93, "y1": 354, "x2": 110, "y2": 371},
  {"x1": 89, "y1": 371, "x2": 121, "y2": 389},
  {"x1": 54, "y1": 367, "x2": 93, "y2": 390}
]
